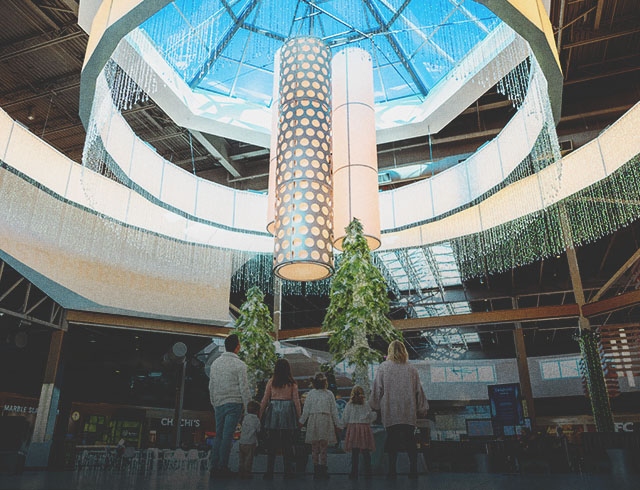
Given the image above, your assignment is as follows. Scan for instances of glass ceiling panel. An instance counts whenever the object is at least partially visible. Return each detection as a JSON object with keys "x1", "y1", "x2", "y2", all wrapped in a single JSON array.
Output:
[
  {"x1": 140, "y1": 0, "x2": 500, "y2": 106},
  {"x1": 377, "y1": 242, "x2": 470, "y2": 318}
]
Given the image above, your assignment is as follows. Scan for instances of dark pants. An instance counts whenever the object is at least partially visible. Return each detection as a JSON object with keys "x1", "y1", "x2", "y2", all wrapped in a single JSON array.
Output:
[
  {"x1": 265, "y1": 429, "x2": 295, "y2": 475},
  {"x1": 211, "y1": 402, "x2": 243, "y2": 471},
  {"x1": 385, "y1": 424, "x2": 417, "y2": 475},
  {"x1": 239, "y1": 443, "x2": 256, "y2": 475},
  {"x1": 351, "y1": 449, "x2": 371, "y2": 476}
]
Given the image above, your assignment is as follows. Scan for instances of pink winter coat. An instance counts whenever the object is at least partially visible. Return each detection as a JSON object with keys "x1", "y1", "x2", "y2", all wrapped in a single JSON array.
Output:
[{"x1": 369, "y1": 360, "x2": 429, "y2": 428}]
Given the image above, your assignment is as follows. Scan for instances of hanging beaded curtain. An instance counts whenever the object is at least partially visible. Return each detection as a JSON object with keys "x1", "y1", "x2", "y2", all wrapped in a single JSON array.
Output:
[{"x1": 273, "y1": 37, "x2": 334, "y2": 282}]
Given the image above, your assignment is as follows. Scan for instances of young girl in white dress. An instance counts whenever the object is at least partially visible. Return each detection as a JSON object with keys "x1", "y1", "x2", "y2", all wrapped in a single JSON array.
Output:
[{"x1": 299, "y1": 373, "x2": 341, "y2": 479}]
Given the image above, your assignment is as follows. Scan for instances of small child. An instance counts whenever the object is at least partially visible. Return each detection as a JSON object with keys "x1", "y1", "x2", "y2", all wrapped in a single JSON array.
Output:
[
  {"x1": 238, "y1": 400, "x2": 261, "y2": 479},
  {"x1": 299, "y1": 373, "x2": 341, "y2": 480},
  {"x1": 342, "y1": 385, "x2": 376, "y2": 479}
]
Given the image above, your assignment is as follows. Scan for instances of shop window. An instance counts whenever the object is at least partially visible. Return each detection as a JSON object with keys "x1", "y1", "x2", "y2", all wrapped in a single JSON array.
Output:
[
  {"x1": 431, "y1": 365, "x2": 496, "y2": 383},
  {"x1": 540, "y1": 358, "x2": 581, "y2": 379}
]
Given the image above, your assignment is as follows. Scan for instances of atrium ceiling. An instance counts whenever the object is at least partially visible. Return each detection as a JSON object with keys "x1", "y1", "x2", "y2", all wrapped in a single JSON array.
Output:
[{"x1": 0, "y1": 0, "x2": 639, "y2": 347}]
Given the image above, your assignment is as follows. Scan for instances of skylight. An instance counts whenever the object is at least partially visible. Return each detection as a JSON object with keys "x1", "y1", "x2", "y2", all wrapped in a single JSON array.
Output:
[{"x1": 139, "y1": 0, "x2": 500, "y2": 106}]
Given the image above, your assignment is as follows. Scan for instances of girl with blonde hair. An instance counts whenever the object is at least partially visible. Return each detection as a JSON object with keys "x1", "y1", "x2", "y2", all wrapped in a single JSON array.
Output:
[
  {"x1": 343, "y1": 385, "x2": 376, "y2": 479},
  {"x1": 370, "y1": 340, "x2": 428, "y2": 479}
]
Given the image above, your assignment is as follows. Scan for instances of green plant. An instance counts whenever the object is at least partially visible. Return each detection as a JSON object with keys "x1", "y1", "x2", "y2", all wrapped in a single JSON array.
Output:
[
  {"x1": 322, "y1": 219, "x2": 402, "y2": 392},
  {"x1": 578, "y1": 329, "x2": 614, "y2": 432},
  {"x1": 234, "y1": 286, "x2": 278, "y2": 397}
]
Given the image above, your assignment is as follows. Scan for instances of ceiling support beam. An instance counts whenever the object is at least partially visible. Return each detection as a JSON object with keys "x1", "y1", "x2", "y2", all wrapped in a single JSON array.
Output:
[
  {"x1": 189, "y1": 0, "x2": 260, "y2": 88},
  {"x1": 598, "y1": 232, "x2": 617, "y2": 277},
  {"x1": 563, "y1": 27, "x2": 640, "y2": 49},
  {"x1": 0, "y1": 306, "x2": 64, "y2": 330},
  {"x1": 560, "y1": 204, "x2": 591, "y2": 331},
  {"x1": 512, "y1": 297, "x2": 536, "y2": 430},
  {"x1": 594, "y1": 0, "x2": 606, "y2": 30},
  {"x1": 0, "y1": 29, "x2": 85, "y2": 63},
  {"x1": 362, "y1": 0, "x2": 429, "y2": 96},
  {"x1": 191, "y1": 131, "x2": 242, "y2": 178},
  {"x1": 583, "y1": 289, "x2": 640, "y2": 318},
  {"x1": 564, "y1": 67, "x2": 640, "y2": 85},
  {"x1": 556, "y1": 0, "x2": 566, "y2": 51},
  {"x1": 66, "y1": 310, "x2": 230, "y2": 337},
  {"x1": 1, "y1": 78, "x2": 80, "y2": 109},
  {"x1": 590, "y1": 247, "x2": 640, "y2": 303},
  {"x1": 385, "y1": 0, "x2": 412, "y2": 28},
  {"x1": 243, "y1": 23, "x2": 287, "y2": 42},
  {"x1": 63, "y1": 290, "x2": 640, "y2": 340},
  {"x1": 278, "y1": 303, "x2": 581, "y2": 340}
]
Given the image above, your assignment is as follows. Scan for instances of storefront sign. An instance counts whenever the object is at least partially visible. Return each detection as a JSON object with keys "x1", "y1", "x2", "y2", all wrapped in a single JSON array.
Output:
[
  {"x1": 614, "y1": 422, "x2": 634, "y2": 433},
  {"x1": 3, "y1": 404, "x2": 37, "y2": 414},
  {"x1": 160, "y1": 417, "x2": 201, "y2": 428},
  {"x1": 71, "y1": 411, "x2": 80, "y2": 421}
]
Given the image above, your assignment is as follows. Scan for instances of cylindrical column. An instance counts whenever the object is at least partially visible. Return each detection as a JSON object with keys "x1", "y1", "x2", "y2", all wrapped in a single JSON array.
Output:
[
  {"x1": 331, "y1": 47, "x2": 380, "y2": 251},
  {"x1": 266, "y1": 48, "x2": 282, "y2": 235},
  {"x1": 273, "y1": 37, "x2": 333, "y2": 282}
]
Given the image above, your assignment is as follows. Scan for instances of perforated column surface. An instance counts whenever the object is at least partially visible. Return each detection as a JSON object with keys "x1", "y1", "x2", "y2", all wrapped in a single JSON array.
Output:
[
  {"x1": 273, "y1": 37, "x2": 333, "y2": 282},
  {"x1": 266, "y1": 48, "x2": 282, "y2": 235}
]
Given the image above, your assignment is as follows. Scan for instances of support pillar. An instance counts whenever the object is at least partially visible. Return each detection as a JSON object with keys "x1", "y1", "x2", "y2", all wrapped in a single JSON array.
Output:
[
  {"x1": 26, "y1": 328, "x2": 65, "y2": 468},
  {"x1": 512, "y1": 298, "x2": 536, "y2": 430},
  {"x1": 172, "y1": 359, "x2": 187, "y2": 449},
  {"x1": 273, "y1": 277, "x2": 282, "y2": 341},
  {"x1": 560, "y1": 205, "x2": 614, "y2": 431}
]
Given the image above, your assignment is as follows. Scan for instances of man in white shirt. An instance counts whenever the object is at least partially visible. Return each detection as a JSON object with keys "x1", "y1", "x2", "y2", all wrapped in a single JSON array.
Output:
[{"x1": 208, "y1": 334, "x2": 251, "y2": 477}]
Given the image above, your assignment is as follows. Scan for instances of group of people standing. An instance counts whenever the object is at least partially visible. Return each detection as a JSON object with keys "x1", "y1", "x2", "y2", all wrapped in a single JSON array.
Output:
[{"x1": 208, "y1": 334, "x2": 428, "y2": 480}]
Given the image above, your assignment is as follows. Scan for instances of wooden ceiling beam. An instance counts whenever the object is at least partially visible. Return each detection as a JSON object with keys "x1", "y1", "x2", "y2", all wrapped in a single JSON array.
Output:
[
  {"x1": 583, "y1": 289, "x2": 640, "y2": 318},
  {"x1": 66, "y1": 310, "x2": 231, "y2": 338},
  {"x1": 563, "y1": 27, "x2": 640, "y2": 49},
  {"x1": 279, "y1": 303, "x2": 581, "y2": 340},
  {"x1": 590, "y1": 247, "x2": 640, "y2": 303}
]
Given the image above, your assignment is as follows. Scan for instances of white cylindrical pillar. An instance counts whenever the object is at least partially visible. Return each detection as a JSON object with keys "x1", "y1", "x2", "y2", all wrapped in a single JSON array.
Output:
[{"x1": 331, "y1": 47, "x2": 380, "y2": 251}]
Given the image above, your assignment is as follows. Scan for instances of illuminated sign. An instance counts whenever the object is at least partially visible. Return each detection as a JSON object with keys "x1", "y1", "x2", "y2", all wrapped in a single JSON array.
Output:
[
  {"x1": 614, "y1": 422, "x2": 634, "y2": 433},
  {"x1": 160, "y1": 418, "x2": 201, "y2": 428},
  {"x1": 3, "y1": 404, "x2": 37, "y2": 414}
]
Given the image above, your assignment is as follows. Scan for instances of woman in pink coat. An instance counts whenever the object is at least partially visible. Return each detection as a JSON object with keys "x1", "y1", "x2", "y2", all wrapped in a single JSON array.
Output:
[{"x1": 370, "y1": 340, "x2": 428, "y2": 479}]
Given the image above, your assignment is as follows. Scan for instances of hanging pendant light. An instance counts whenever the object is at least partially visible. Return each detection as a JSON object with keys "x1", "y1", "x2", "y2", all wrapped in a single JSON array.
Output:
[
  {"x1": 331, "y1": 47, "x2": 381, "y2": 251},
  {"x1": 266, "y1": 48, "x2": 282, "y2": 235},
  {"x1": 272, "y1": 37, "x2": 334, "y2": 282}
]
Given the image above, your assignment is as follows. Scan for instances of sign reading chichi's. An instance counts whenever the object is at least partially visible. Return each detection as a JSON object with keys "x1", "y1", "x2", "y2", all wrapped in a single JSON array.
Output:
[{"x1": 160, "y1": 418, "x2": 201, "y2": 428}]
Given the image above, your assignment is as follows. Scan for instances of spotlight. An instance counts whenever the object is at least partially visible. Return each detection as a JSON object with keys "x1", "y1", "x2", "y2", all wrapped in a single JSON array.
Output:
[{"x1": 27, "y1": 107, "x2": 35, "y2": 121}]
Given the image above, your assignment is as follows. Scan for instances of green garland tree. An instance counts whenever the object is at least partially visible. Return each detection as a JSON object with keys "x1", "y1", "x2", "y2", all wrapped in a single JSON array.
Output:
[
  {"x1": 578, "y1": 329, "x2": 615, "y2": 432},
  {"x1": 234, "y1": 286, "x2": 278, "y2": 398},
  {"x1": 323, "y1": 218, "x2": 402, "y2": 393}
]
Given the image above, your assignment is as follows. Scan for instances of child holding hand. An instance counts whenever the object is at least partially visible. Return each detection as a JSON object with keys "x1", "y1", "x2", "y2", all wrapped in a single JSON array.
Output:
[
  {"x1": 238, "y1": 400, "x2": 261, "y2": 479},
  {"x1": 299, "y1": 373, "x2": 341, "y2": 479},
  {"x1": 343, "y1": 385, "x2": 376, "y2": 479}
]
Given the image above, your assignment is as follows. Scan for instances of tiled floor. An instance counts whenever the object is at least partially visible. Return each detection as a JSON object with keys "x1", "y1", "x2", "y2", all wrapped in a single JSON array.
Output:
[{"x1": 0, "y1": 471, "x2": 636, "y2": 490}]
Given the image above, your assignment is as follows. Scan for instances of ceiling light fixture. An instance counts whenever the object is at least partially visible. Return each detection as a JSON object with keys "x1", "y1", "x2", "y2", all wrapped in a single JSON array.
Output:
[{"x1": 272, "y1": 37, "x2": 334, "y2": 282}]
